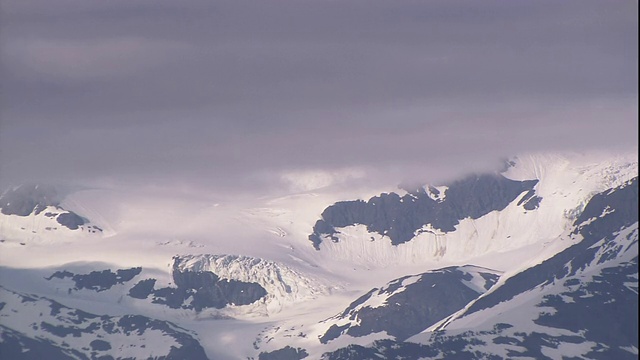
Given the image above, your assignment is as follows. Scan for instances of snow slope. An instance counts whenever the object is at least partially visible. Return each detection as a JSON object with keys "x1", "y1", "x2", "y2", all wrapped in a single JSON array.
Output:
[
  {"x1": 0, "y1": 151, "x2": 637, "y2": 360},
  {"x1": 319, "y1": 173, "x2": 638, "y2": 360},
  {"x1": 313, "y1": 152, "x2": 637, "y2": 271},
  {"x1": 0, "y1": 286, "x2": 209, "y2": 359}
]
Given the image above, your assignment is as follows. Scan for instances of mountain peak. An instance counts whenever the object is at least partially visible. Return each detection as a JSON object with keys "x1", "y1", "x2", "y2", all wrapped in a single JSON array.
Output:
[{"x1": 0, "y1": 183, "x2": 61, "y2": 216}]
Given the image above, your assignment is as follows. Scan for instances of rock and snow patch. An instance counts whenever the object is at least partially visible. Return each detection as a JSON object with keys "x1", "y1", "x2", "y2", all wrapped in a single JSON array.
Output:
[
  {"x1": 0, "y1": 205, "x2": 102, "y2": 245},
  {"x1": 0, "y1": 286, "x2": 208, "y2": 360},
  {"x1": 313, "y1": 153, "x2": 638, "y2": 271},
  {"x1": 425, "y1": 185, "x2": 448, "y2": 202},
  {"x1": 0, "y1": 152, "x2": 637, "y2": 360},
  {"x1": 304, "y1": 266, "x2": 502, "y2": 350},
  {"x1": 172, "y1": 254, "x2": 334, "y2": 316}
]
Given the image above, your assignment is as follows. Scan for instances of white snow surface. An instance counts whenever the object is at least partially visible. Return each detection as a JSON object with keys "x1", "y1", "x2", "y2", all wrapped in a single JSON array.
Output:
[
  {"x1": 317, "y1": 152, "x2": 637, "y2": 271},
  {"x1": 313, "y1": 265, "x2": 501, "y2": 345},
  {"x1": 0, "y1": 151, "x2": 637, "y2": 359},
  {"x1": 0, "y1": 205, "x2": 102, "y2": 245},
  {"x1": 411, "y1": 222, "x2": 638, "y2": 359},
  {"x1": 0, "y1": 286, "x2": 185, "y2": 359}
]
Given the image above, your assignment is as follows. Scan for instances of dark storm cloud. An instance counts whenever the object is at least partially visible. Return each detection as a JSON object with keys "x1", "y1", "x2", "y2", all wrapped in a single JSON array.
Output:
[{"x1": 0, "y1": 0, "x2": 637, "y2": 193}]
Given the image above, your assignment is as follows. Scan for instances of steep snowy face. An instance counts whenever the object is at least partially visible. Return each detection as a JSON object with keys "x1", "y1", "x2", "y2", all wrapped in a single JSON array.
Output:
[
  {"x1": 309, "y1": 174, "x2": 538, "y2": 249},
  {"x1": 0, "y1": 184, "x2": 102, "y2": 244},
  {"x1": 454, "y1": 176, "x2": 639, "y2": 322},
  {"x1": 318, "y1": 265, "x2": 501, "y2": 343},
  {"x1": 0, "y1": 286, "x2": 209, "y2": 360},
  {"x1": 0, "y1": 152, "x2": 636, "y2": 360},
  {"x1": 169, "y1": 254, "x2": 334, "y2": 316},
  {"x1": 309, "y1": 154, "x2": 638, "y2": 268},
  {"x1": 255, "y1": 265, "x2": 502, "y2": 359},
  {"x1": 319, "y1": 177, "x2": 639, "y2": 360}
]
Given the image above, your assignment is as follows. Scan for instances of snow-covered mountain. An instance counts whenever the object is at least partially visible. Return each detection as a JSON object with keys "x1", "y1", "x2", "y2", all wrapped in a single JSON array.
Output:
[
  {"x1": 0, "y1": 286, "x2": 209, "y2": 359},
  {"x1": 319, "y1": 176, "x2": 638, "y2": 360},
  {"x1": 0, "y1": 184, "x2": 103, "y2": 246},
  {"x1": 318, "y1": 265, "x2": 501, "y2": 343},
  {"x1": 0, "y1": 152, "x2": 637, "y2": 359}
]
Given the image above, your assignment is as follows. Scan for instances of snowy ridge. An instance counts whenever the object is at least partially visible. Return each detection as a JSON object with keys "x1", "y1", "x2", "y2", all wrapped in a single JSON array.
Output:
[
  {"x1": 255, "y1": 265, "x2": 502, "y2": 359},
  {"x1": 317, "y1": 175, "x2": 638, "y2": 360},
  {"x1": 411, "y1": 223, "x2": 638, "y2": 359},
  {"x1": 172, "y1": 254, "x2": 335, "y2": 316},
  {"x1": 0, "y1": 152, "x2": 637, "y2": 360},
  {"x1": 318, "y1": 265, "x2": 501, "y2": 336},
  {"x1": 0, "y1": 286, "x2": 208, "y2": 359},
  {"x1": 315, "y1": 153, "x2": 638, "y2": 270},
  {"x1": 0, "y1": 205, "x2": 102, "y2": 245},
  {"x1": 316, "y1": 196, "x2": 555, "y2": 269}
]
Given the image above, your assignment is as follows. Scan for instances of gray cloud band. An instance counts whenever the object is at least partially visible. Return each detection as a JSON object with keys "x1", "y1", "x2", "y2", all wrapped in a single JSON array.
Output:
[{"x1": 1, "y1": 0, "x2": 637, "y2": 193}]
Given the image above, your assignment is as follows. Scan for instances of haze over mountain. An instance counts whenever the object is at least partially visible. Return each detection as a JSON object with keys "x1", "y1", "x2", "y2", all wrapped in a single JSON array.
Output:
[
  {"x1": 0, "y1": 0, "x2": 637, "y2": 359},
  {"x1": 1, "y1": 0, "x2": 637, "y2": 196}
]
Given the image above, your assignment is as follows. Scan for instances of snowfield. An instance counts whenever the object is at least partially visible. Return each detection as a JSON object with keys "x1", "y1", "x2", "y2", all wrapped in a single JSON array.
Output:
[{"x1": 0, "y1": 151, "x2": 637, "y2": 359}]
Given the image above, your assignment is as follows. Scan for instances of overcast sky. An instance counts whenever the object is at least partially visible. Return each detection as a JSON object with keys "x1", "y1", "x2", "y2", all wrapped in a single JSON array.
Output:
[{"x1": 1, "y1": 0, "x2": 637, "y2": 195}]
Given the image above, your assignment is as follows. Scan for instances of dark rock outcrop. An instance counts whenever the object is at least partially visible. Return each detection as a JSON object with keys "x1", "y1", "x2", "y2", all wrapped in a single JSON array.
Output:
[
  {"x1": 46, "y1": 268, "x2": 142, "y2": 292},
  {"x1": 0, "y1": 184, "x2": 95, "y2": 231},
  {"x1": 128, "y1": 278, "x2": 157, "y2": 299},
  {"x1": 55, "y1": 212, "x2": 85, "y2": 230},
  {"x1": 0, "y1": 286, "x2": 210, "y2": 360},
  {"x1": 131, "y1": 257, "x2": 268, "y2": 311},
  {"x1": 0, "y1": 184, "x2": 60, "y2": 216},
  {"x1": 259, "y1": 346, "x2": 309, "y2": 360},
  {"x1": 310, "y1": 174, "x2": 539, "y2": 249},
  {"x1": 320, "y1": 178, "x2": 639, "y2": 360},
  {"x1": 320, "y1": 266, "x2": 500, "y2": 343}
]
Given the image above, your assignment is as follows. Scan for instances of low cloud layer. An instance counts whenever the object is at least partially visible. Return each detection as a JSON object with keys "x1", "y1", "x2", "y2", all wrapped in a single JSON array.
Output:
[{"x1": 1, "y1": 0, "x2": 637, "y2": 195}]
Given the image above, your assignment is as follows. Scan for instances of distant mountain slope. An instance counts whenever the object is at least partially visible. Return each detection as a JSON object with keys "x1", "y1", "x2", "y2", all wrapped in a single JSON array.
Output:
[
  {"x1": 167, "y1": 254, "x2": 333, "y2": 316},
  {"x1": 309, "y1": 174, "x2": 539, "y2": 249},
  {"x1": 308, "y1": 154, "x2": 638, "y2": 270},
  {"x1": 319, "y1": 265, "x2": 501, "y2": 343},
  {"x1": 320, "y1": 177, "x2": 638, "y2": 360},
  {"x1": 0, "y1": 286, "x2": 209, "y2": 360},
  {"x1": 0, "y1": 153, "x2": 637, "y2": 360},
  {"x1": 0, "y1": 184, "x2": 101, "y2": 244},
  {"x1": 0, "y1": 184, "x2": 61, "y2": 217}
]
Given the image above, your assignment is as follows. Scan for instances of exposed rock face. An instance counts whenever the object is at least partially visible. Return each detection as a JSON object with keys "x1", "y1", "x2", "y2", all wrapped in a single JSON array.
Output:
[
  {"x1": 128, "y1": 278, "x2": 157, "y2": 299},
  {"x1": 259, "y1": 346, "x2": 309, "y2": 360},
  {"x1": 319, "y1": 266, "x2": 500, "y2": 343},
  {"x1": 0, "y1": 184, "x2": 60, "y2": 216},
  {"x1": 0, "y1": 286, "x2": 210, "y2": 360},
  {"x1": 319, "y1": 178, "x2": 639, "y2": 360},
  {"x1": 170, "y1": 265, "x2": 268, "y2": 310},
  {"x1": 462, "y1": 178, "x2": 638, "y2": 317},
  {"x1": 129, "y1": 257, "x2": 268, "y2": 311},
  {"x1": 54, "y1": 212, "x2": 85, "y2": 230},
  {"x1": 159, "y1": 254, "x2": 331, "y2": 314},
  {"x1": 0, "y1": 325, "x2": 81, "y2": 360},
  {"x1": 46, "y1": 267, "x2": 142, "y2": 292},
  {"x1": 0, "y1": 184, "x2": 94, "y2": 231},
  {"x1": 310, "y1": 174, "x2": 539, "y2": 249}
]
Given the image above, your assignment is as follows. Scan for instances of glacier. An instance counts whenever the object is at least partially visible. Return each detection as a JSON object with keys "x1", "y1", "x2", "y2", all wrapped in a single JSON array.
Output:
[{"x1": 0, "y1": 152, "x2": 637, "y2": 359}]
